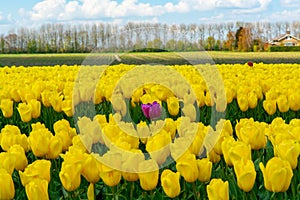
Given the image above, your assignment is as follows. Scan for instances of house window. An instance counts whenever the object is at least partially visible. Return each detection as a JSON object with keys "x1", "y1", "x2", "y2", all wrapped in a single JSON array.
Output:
[{"x1": 285, "y1": 42, "x2": 294, "y2": 46}]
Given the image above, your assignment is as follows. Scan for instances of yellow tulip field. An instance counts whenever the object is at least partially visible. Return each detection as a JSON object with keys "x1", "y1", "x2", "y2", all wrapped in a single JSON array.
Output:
[{"x1": 0, "y1": 63, "x2": 299, "y2": 199}]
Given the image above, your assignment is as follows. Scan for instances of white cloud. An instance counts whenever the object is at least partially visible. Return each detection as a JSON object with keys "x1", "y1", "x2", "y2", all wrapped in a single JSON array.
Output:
[
  {"x1": 280, "y1": 0, "x2": 299, "y2": 7},
  {"x1": 263, "y1": 9, "x2": 300, "y2": 21},
  {"x1": 0, "y1": 12, "x2": 3, "y2": 21},
  {"x1": 28, "y1": 0, "x2": 164, "y2": 21},
  {"x1": 162, "y1": 0, "x2": 273, "y2": 14},
  {"x1": 232, "y1": 0, "x2": 272, "y2": 14},
  {"x1": 17, "y1": 0, "x2": 276, "y2": 26},
  {"x1": 199, "y1": 13, "x2": 226, "y2": 23},
  {"x1": 164, "y1": 1, "x2": 190, "y2": 13}
]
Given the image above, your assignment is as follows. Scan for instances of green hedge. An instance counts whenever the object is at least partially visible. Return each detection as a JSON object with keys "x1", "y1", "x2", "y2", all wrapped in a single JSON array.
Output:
[{"x1": 268, "y1": 45, "x2": 300, "y2": 52}]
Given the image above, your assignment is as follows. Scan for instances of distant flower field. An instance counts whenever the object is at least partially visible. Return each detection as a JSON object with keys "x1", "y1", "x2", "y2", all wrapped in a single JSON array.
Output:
[{"x1": 0, "y1": 63, "x2": 299, "y2": 200}]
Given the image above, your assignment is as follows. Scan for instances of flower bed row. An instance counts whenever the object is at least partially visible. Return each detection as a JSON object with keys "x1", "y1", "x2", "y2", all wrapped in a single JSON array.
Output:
[{"x1": 0, "y1": 64, "x2": 299, "y2": 200}]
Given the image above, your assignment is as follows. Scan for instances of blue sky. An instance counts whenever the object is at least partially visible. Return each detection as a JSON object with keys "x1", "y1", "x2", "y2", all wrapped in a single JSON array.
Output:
[{"x1": 0, "y1": 0, "x2": 299, "y2": 34}]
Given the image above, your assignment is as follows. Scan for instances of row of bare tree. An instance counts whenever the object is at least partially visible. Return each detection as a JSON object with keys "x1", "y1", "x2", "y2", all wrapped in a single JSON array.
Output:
[{"x1": 1, "y1": 21, "x2": 300, "y2": 53}]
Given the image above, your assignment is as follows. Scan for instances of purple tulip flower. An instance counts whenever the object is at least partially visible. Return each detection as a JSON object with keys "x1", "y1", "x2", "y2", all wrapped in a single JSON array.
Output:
[{"x1": 141, "y1": 101, "x2": 161, "y2": 120}]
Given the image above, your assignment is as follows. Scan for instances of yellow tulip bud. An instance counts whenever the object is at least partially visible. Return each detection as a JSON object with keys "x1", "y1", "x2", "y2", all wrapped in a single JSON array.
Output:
[
  {"x1": 41, "y1": 90, "x2": 52, "y2": 107},
  {"x1": 82, "y1": 154, "x2": 100, "y2": 184},
  {"x1": 221, "y1": 137, "x2": 236, "y2": 166},
  {"x1": 138, "y1": 159, "x2": 159, "y2": 191},
  {"x1": 233, "y1": 159, "x2": 256, "y2": 192},
  {"x1": 54, "y1": 119, "x2": 76, "y2": 152},
  {"x1": 146, "y1": 130, "x2": 171, "y2": 165},
  {"x1": 0, "y1": 169, "x2": 15, "y2": 200},
  {"x1": 151, "y1": 85, "x2": 172, "y2": 101},
  {"x1": 259, "y1": 157, "x2": 293, "y2": 192},
  {"x1": 204, "y1": 91, "x2": 214, "y2": 107},
  {"x1": 25, "y1": 179, "x2": 49, "y2": 200},
  {"x1": 236, "y1": 119, "x2": 266, "y2": 150},
  {"x1": 170, "y1": 137, "x2": 191, "y2": 161},
  {"x1": 46, "y1": 136, "x2": 62, "y2": 159},
  {"x1": 176, "y1": 153, "x2": 198, "y2": 183},
  {"x1": 248, "y1": 92, "x2": 258, "y2": 109},
  {"x1": 237, "y1": 94, "x2": 248, "y2": 112},
  {"x1": 274, "y1": 140, "x2": 300, "y2": 169},
  {"x1": 0, "y1": 99, "x2": 14, "y2": 118},
  {"x1": 31, "y1": 122, "x2": 46, "y2": 131},
  {"x1": 49, "y1": 93, "x2": 63, "y2": 112},
  {"x1": 288, "y1": 92, "x2": 300, "y2": 111},
  {"x1": 189, "y1": 133, "x2": 205, "y2": 156},
  {"x1": 228, "y1": 141, "x2": 251, "y2": 166},
  {"x1": 276, "y1": 95, "x2": 289, "y2": 113},
  {"x1": 17, "y1": 102, "x2": 32, "y2": 122},
  {"x1": 161, "y1": 169, "x2": 181, "y2": 198},
  {"x1": 29, "y1": 99, "x2": 41, "y2": 119},
  {"x1": 121, "y1": 150, "x2": 144, "y2": 182},
  {"x1": 207, "y1": 179, "x2": 229, "y2": 200},
  {"x1": 0, "y1": 125, "x2": 29, "y2": 152},
  {"x1": 9, "y1": 144, "x2": 28, "y2": 171},
  {"x1": 100, "y1": 165, "x2": 121, "y2": 187},
  {"x1": 208, "y1": 149, "x2": 221, "y2": 163},
  {"x1": 214, "y1": 120, "x2": 233, "y2": 155},
  {"x1": 263, "y1": 99, "x2": 277, "y2": 115},
  {"x1": 196, "y1": 158, "x2": 212, "y2": 182},
  {"x1": 163, "y1": 118, "x2": 177, "y2": 139},
  {"x1": 10, "y1": 87, "x2": 21, "y2": 102},
  {"x1": 0, "y1": 152, "x2": 16, "y2": 175},
  {"x1": 79, "y1": 85, "x2": 94, "y2": 102},
  {"x1": 167, "y1": 96, "x2": 180, "y2": 116},
  {"x1": 61, "y1": 99, "x2": 74, "y2": 117},
  {"x1": 59, "y1": 163, "x2": 82, "y2": 192},
  {"x1": 111, "y1": 93, "x2": 127, "y2": 116},
  {"x1": 19, "y1": 160, "x2": 51, "y2": 186},
  {"x1": 28, "y1": 128, "x2": 52, "y2": 157}
]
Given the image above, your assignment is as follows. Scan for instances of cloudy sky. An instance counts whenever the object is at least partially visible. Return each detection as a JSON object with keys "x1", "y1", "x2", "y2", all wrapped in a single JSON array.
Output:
[{"x1": 0, "y1": 0, "x2": 299, "y2": 34}]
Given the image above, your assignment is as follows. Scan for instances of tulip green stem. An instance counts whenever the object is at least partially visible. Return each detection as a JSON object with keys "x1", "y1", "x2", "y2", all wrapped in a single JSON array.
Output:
[
  {"x1": 150, "y1": 190, "x2": 155, "y2": 200},
  {"x1": 130, "y1": 182, "x2": 134, "y2": 200},
  {"x1": 250, "y1": 189, "x2": 257, "y2": 200},
  {"x1": 242, "y1": 191, "x2": 247, "y2": 200},
  {"x1": 192, "y1": 182, "x2": 200, "y2": 200},
  {"x1": 183, "y1": 181, "x2": 187, "y2": 199},
  {"x1": 112, "y1": 186, "x2": 117, "y2": 200}
]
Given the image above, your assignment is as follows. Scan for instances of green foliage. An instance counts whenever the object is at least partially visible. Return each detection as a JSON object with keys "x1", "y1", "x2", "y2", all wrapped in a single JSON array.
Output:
[{"x1": 268, "y1": 46, "x2": 300, "y2": 52}]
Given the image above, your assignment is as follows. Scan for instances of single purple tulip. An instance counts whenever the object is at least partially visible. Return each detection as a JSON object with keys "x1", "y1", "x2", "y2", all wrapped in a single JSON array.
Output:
[{"x1": 141, "y1": 101, "x2": 161, "y2": 120}]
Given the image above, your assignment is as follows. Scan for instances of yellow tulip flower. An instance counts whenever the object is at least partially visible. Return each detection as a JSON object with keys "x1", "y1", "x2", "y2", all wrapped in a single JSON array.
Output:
[
  {"x1": 17, "y1": 102, "x2": 32, "y2": 122},
  {"x1": 197, "y1": 158, "x2": 212, "y2": 182},
  {"x1": 207, "y1": 179, "x2": 229, "y2": 200},
  {"x1": 259, "y1": 157, "x2": 293, "y2": 193},
  {"x1": 8, "y1": 144, "x2": 28, "y2": 171},
  {"x1": 167, "y1": 96, "x2": 180, "y2": 116},
  {"x1": 161, "y1": 169, "x2": 181, "y2": 198},
  {"x1": 0, "y1": 169, "x2": 15, "y2": 200},
  {"x1": 176, "y1": 153, "x2": 199, "y2": 183},
  {"x1": 25, "y1": 179, "x2": 49, "y2": 200},
  {"x1": 0, "y1": 99, "x2": 13, "y2": 118},
  {"x1": 19, "y1": 160, "x2": 51, "y2": 186},
  {"x1": 233, "y1": 159, "x2": 256, "y2": 192},
  {"x1": 29, "y1": 99, "x2": 41, "y2": 119},
  {"x1": 59, "y1": 163, "x2": 82, "y2": 192},
  {"x1": 274, "y1": 139, "x2": 300, "y2": 169},
  {"x1": 263, "y1": 99, "x2": 277, "y2": 115},
  {"x1": 138, "y1": 159, "x2": 159, "y2": 191}
]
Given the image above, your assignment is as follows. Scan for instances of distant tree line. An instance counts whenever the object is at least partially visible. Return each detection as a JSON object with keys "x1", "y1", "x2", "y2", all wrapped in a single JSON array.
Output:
[{"x1": 1, "y1": 21, "x2": 300, "y2": 53}]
